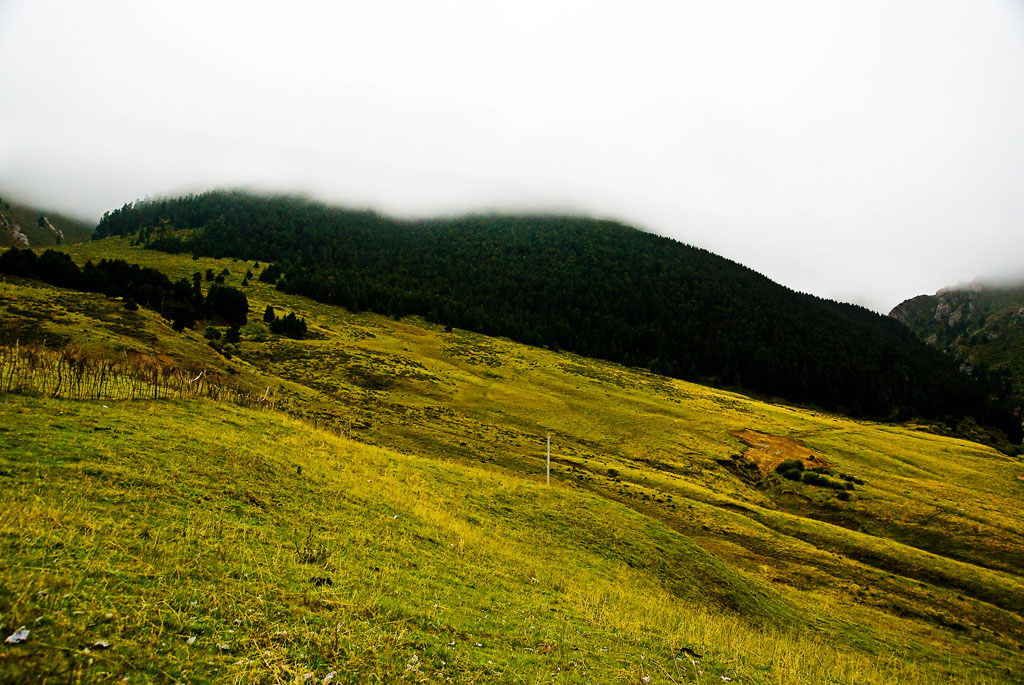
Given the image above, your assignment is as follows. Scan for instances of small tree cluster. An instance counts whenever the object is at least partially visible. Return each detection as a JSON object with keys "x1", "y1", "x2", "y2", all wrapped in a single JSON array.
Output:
[
  {"x1": 258, "y1": 264, "x2": 283, "y2": 284},
  {"x1": 205, "y1": 283, "x2": 249, "y2": 325},
  {"x1": 0, "y1": 247, "x2": 247, "y2": 332},
  {"x1": 269, "y1": 311, "x2": 307, "y2": 339}
]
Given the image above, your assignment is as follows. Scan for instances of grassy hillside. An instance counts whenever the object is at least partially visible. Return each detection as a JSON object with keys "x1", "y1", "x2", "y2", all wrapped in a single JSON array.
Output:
[
  {"x1": 90, "y1": 191, "x2": 1018, "y2": 438},
  {"x1": 2, "y1": 238, "x2": 1024, "y2": 682}
]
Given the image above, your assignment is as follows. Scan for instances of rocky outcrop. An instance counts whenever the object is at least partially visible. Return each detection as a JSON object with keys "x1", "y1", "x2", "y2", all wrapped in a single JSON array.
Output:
[
  {"x1": 38, "y1": 215, "x2": 64, "y2": 244},
  {"x1": 888, "y1": 294, "x2": 934, "y2": 325},
  {"x1": 890, "y1": 283, "x2": 1024, "y2": 407},
  {"x1": 0, "y1": 213, "x2": 29, "y2": 247}
]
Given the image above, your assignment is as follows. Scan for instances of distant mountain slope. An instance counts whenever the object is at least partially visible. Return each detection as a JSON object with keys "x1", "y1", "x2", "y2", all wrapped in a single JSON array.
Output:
[
  {"x1": 0, "y1": 194, "x2": 94, "y2": 247},
  {"x1": 93, "y1": 191, "x2": 1021, "y2": 442},
  {"x1": 891, "y1": 284, "x2": 1024, "y2": 408}
]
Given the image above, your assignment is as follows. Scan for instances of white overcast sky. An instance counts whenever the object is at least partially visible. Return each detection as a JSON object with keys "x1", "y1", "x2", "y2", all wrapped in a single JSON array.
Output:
[{"x1": 2, "y1": 1, "x2": 1023, "y2": 312}]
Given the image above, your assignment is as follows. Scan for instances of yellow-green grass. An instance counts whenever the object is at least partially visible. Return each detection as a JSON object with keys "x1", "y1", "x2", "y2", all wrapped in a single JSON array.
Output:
[
  {"x1": 0, "y1": 237, "x2": 1022, "y2": 681},
  {"x1": 0, "y1": 395, "x2": 1015, "y2": 683}
]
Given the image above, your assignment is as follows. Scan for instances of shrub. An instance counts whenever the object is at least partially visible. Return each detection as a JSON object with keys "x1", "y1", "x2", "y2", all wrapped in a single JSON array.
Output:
[
  {"x1": 801, "y1": 471, "x2": 828, "y2": 487},
  {"x1": 803, "y1": 471, "x2": 847, "y2": 490},
  {"x1": 775, "y1": 459, "x2": 804, "y2": 481},
  {"x1": 777, "y1": 459, "x2": 804, "y2": 473}
]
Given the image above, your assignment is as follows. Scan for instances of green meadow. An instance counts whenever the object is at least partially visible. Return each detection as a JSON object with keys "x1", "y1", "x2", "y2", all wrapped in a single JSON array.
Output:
[{"x1": 1, "y1": 238, "x2": 1023, "y2": 682}]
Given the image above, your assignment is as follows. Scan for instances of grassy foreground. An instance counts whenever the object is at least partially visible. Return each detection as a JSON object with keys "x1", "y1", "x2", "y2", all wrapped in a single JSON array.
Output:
[
  {"x1": 0, "y1": 395, "x2": 1012, "y2": 684},
  {"x1": 1, "y1": 238, "x2": 1024, "y2": 682}
]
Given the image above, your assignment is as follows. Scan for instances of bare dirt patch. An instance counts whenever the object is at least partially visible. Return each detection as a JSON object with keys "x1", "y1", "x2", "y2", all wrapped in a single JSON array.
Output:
[{"x1": 731, "y1": 429, "x2": 833, "y2": 475}]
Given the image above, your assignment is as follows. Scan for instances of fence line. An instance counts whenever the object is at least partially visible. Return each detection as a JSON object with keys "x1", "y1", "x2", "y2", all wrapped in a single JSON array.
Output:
[{"x1": 0, "y1": 342, "x2": 276, "y2": 410}]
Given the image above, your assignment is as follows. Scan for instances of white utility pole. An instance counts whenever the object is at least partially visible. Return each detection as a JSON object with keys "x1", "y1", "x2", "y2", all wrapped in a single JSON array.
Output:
[{"x1": 546, "y1": 434, "x2": 551, "y2": 486}]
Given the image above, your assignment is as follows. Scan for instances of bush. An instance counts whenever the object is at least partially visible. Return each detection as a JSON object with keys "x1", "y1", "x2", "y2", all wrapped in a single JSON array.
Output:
[
  {"x1": 775, "y1": 459, "x2": 804, "y2": 480},
  {"x1": 802, "y1": 471, "x2": 847, "y2": 490},
  {"x1": 776, "y1": 459, "x2": 804, "y2": 473}
]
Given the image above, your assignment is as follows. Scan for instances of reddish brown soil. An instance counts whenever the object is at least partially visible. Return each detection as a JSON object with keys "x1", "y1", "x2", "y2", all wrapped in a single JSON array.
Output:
[{"x1": 730, "y1": 429, "x2": 833, "y2": 475}]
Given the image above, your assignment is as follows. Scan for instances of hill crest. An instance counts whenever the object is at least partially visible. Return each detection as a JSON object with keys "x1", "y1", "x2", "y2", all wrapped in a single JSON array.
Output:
[{"x1": 92, "y1": 190, "x2": 1022, "y2": 444}]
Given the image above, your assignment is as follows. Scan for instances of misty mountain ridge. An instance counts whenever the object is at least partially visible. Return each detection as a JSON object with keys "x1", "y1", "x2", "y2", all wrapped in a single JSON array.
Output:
[
  {"x1": 890, "y1": 284, "x2": 1024, "y2": 416},
  {"x1": 0, "y1": 194, "x2": 94, "y2": 248}
]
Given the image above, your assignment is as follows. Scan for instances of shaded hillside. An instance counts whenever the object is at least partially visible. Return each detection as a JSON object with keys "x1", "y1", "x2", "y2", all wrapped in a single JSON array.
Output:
[
  {"x1": 0, "y1": 194, "x2": 94, "y2": 247},
  {"x1": 93, "y1": 191, "x2": 1021, "y2": 442},
  {"x1": 891, "y1": 284, "x2": 1024, "y2": 412}
]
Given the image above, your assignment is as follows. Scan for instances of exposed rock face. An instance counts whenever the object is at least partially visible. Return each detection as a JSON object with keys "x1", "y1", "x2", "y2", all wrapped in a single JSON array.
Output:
[
  {"x1": 888, "y1": 294, "x2": 934, "y2": 325},
  {"x1": 1, "y1": 213, "x2": 30, "y2": 247},
  {"x1": 38, "y1": 215, "x2": 64, "y2": 244}
]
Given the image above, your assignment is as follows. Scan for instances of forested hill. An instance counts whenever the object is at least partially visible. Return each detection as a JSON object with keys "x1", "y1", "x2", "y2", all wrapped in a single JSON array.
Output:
[{"x1": 94, "y1": 191, "x2": 1021, "y2": 442}]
